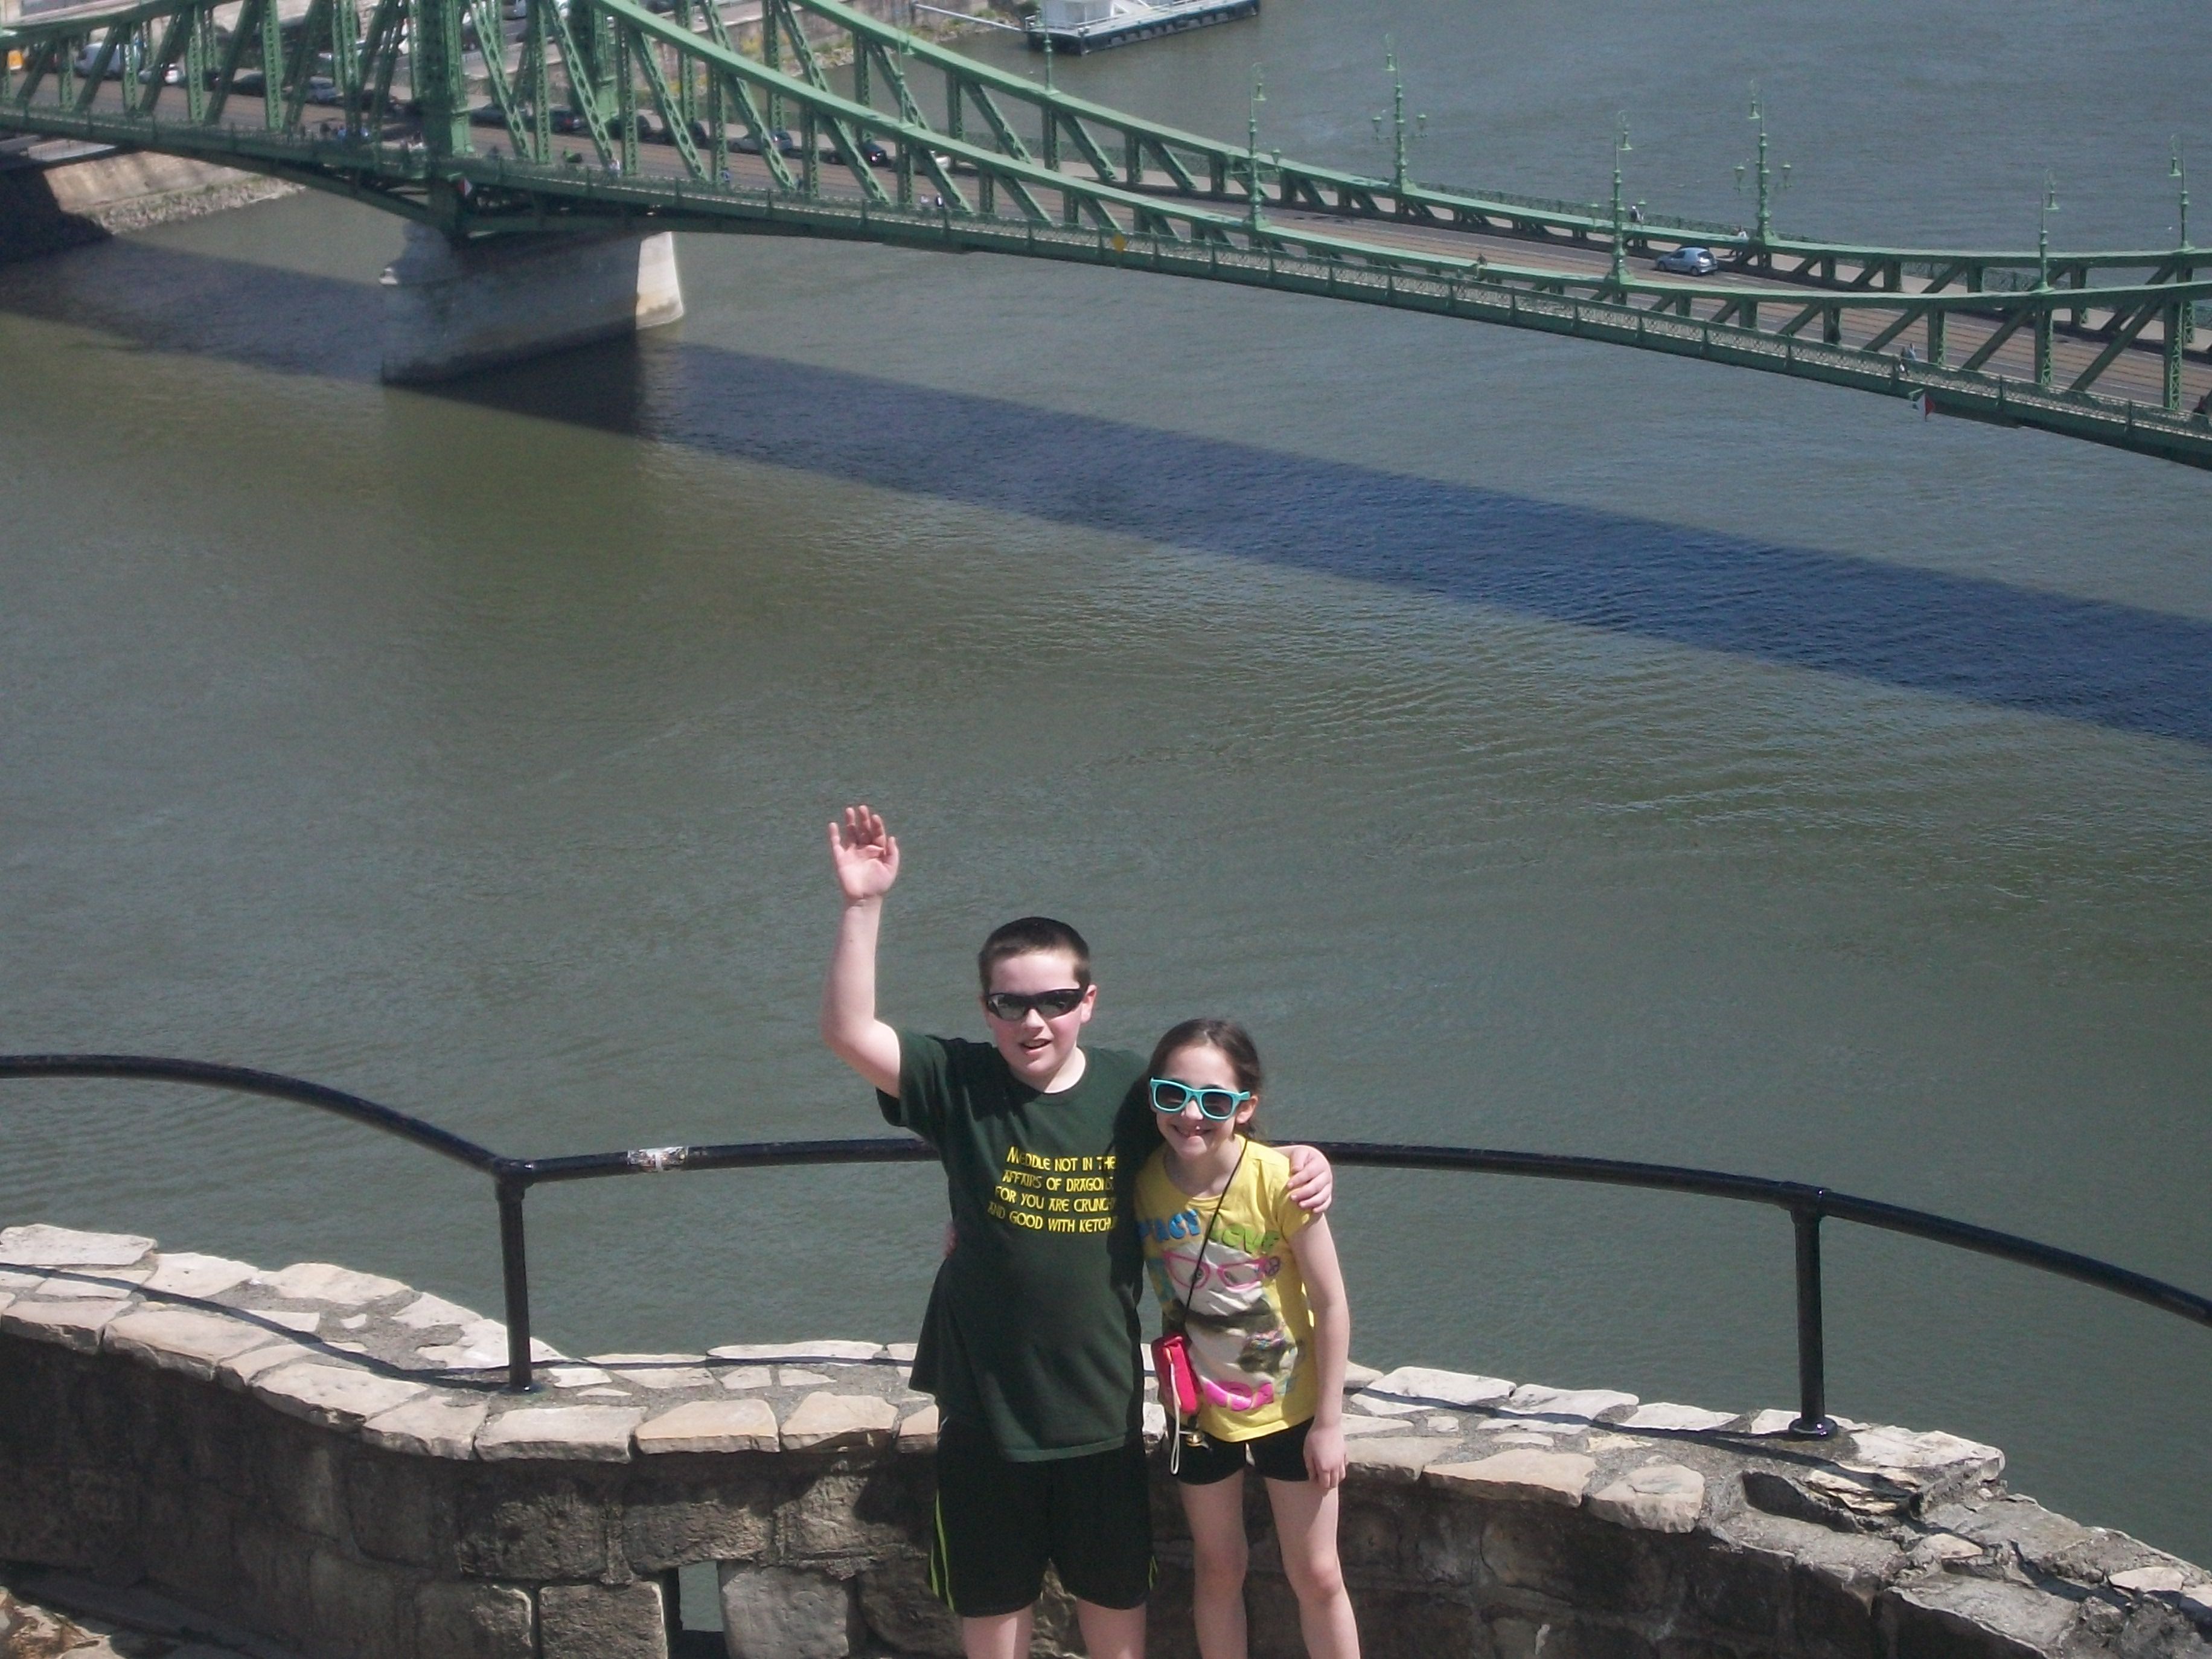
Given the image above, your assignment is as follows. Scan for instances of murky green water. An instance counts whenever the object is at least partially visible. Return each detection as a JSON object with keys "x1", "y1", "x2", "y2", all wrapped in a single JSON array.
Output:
[{"x1": 4, "y1": 0, "x2": 2209, "y2": 1564}]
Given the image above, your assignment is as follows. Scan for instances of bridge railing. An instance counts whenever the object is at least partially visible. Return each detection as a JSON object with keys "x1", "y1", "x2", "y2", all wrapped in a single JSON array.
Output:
[{"x1": 2, "y1": 1053, "x2": 2207, "y2": 1439}]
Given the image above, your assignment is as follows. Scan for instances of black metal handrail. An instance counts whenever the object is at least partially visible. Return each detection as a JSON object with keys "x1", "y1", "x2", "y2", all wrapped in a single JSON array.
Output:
[{"x1": 3, "y1": 1053, "x2": 2207, "y2": 1436}]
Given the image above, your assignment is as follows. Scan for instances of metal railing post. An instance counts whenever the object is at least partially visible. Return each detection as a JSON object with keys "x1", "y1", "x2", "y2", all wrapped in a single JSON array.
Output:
[
  {"x1": 496, "y1": 1174, "x2": 538, "y2": 1392},
  {"x1": 1790, "y1": 1203, "x2": 1835, "y2": 1437}
]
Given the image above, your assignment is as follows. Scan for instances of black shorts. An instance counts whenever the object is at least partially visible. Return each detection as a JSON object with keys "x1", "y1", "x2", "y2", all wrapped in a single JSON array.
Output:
[
  {"x1": 1171, "y1": 1418, "x2": 1313, "y2": 1486},
  {"x1": 928, "y1": 1421, "x2": 1155, "y2": 1617}
]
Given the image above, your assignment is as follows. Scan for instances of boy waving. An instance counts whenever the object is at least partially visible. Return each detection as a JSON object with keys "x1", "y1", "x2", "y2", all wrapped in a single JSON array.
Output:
[{"x1": 819, "y1": 805, "x2": 1331, "y2": 1659}]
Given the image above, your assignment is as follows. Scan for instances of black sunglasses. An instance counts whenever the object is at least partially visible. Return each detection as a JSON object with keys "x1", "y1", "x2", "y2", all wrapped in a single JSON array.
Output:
[{"x1": 982, "y1": 988, "x2": 1087, "y2": 1021}]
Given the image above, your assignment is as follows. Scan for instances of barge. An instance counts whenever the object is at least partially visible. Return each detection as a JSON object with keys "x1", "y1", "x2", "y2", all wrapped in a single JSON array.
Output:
[{"x1": 1023, "y1": 0, "x2": 1259, "y2": 54}]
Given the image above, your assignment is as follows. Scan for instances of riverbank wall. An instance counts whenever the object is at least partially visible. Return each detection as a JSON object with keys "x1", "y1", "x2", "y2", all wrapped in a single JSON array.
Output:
[{"x1": 4, "y1": 1222, "x2": 2208, "y2": 1659}]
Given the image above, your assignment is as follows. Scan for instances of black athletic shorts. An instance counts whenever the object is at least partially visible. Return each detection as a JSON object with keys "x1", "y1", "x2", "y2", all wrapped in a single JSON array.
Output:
[
  {"x1": 1171, "y1": 1417, "x2": 1313, "y2": 1486},
  {"x1": 928, "y1": 1421, "x2": 1156, "y2": 1617}
]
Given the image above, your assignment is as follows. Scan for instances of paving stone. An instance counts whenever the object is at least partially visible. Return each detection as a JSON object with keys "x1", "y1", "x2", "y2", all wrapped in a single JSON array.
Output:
[
  {"x1": 1342, "y1": 1360, "x2": 1384, "y2": 1389},
  {"x1": 475, "y1": 1404, "x2": 644, "y2": 1462},
  {"x1": 545, "y1": 1366, "x2": 615, "y2": 1389},
  {"x1": 254, "y1": 1261, "x2": 411, "y2": 1305},
  {"x1": 1365, "y1": 1366, "x2": 1515, "y2": 1408},
  {"x1": 1843, "y1": 1423, "x2": 2005, "y2": 1493},
  {"x1": 219, "y1": 1339, "x2": 317, "y2": 1387},
  {"x1": 897, "y1": 1404, "x2": 939, "y2": 1453},
  {"x1": 141, "y1": 1252, "x2": 258, "y2": 1299},
  {"x1": 1338, "y1": 1416, "x2": 1407, "y2": 1437},
  {"x1": 258, "y1": 1308, "x2": 324, "y2": 1334},
  {"x1": 249, "y1": 1361, "x2": 428, "y2": 1430},
  {"x1": 417, "y1": 1319, "x2": 561, "y2": 1370},
  {"x1": 1890, "y1": 1574, "x2": 2079, "y2": 1653},
  {"x1": 1745, "y1": 1408, "x2": 1804, "y2": 1436},
  {"x1": 2109, "y1": 1565, "x2": 2194, "y2": 1594},
  {"x1": 576, "y1": 1387, "x2": 631, "y2": 1399},
  {"x1": 392, "y1": 1291, "x2": 481, "y2": 1329},
  {"x1": 721, "y1": 1365, "x2": 776, "y2": 1391},
  {"x1": 1425, "y1": 1414, "x2": 1462, "y2": 1433},
  {"x1": 883, "y1": 1341, "x2": 919, "y2": 1363},
  {"x1": 1346, "y1": 1393, "x2": 1425, "y2": 1417},
  {"x1": 780, "y1": 1392, "x2": 898, "y2": 1452},
  {"x1": 1619, "y1": 1401, "x2": 1737, "y2": 1432},
  {"x1": 634, "y1": 1398, "x2": 778, "y2": 1454},
  {"x1": 709, "y1": 1340, "x2": 884, "y2": 1363},
  {"x1": 362, "y1": 1395, "x2": 490, "y2": 1458},
  {"x1": 1482, "y1": 1432, "x2": 1559, "y2": 1450},
  {"x1": 104, "y1": 1306, "x2": 276, "y2": 1381},
  {"x1": 0, "y1": 1296, "x2": 127, "y2": 1350},
  {"x1": 0, "y1": 1291, "x2": 12, "y2": 1316},
  {"x1": 1343, "y1": 1436, "x2": 1461, "y2": 1482},
  {"x1": 1427, "y1": 1448, "x2": 1595, "y2": 1507},
  {"x1": 539, "y1": 1581, "x2": 666, "y2": 1659},
  {"x1": 592, "y1": 1354, "x2": 715, "y2": 1390},
  {"x1": 1504, "y1": 1384, "x2": 1638, "y2": 1422},
  {"x1": 1587, "y1": 1463, "x2": 1704, "y2": 1532},
  {"x1": 0, "y1": 1223, "x2": 156, "y2": 1267},
  {"x1": 720, "y1": 1563, "x2": 856, "y2": 1659},
  {"x1": 21, "y1": 1264, "x2": 153, "y2": 1300},
  {"x1": 779, "y1": 1368, "x2": 833, "y2": 1387}
]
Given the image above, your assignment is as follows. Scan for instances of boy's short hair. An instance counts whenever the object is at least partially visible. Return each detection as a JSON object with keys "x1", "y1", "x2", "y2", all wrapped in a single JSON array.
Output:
[{"x1": 977, "y1": 916, "x2": 1092, "y2": 991}]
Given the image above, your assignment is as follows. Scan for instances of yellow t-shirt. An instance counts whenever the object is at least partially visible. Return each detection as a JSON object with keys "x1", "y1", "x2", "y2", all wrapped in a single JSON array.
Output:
[{"x1": 1134, "y1": 1139, "x2": 1317, "y2": 1442}]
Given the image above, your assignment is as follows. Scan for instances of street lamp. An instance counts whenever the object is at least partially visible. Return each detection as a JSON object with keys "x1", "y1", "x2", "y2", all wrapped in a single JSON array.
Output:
[
  {"x1": 2171, "y1": 139, "x2": 2190, "y2": 251},
  {"x1": 1609, "y1": 112, "x2": 1632, "y2": 286},
  {"x1": 1369, "y1": 37, "x2": 1427, "y2": 199},
  {"x1": 2038, "y1": 170, "x2": 2058, "y2": 289},
  {"x1": 1246, "y1": 63, "x2": 1265, "y2": 232}
]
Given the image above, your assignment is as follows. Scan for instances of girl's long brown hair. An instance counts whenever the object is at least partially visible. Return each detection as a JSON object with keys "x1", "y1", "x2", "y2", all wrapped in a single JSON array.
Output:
[{"x1": 1146, "y1": 1018, "x2": 1265, "y2": 1140}]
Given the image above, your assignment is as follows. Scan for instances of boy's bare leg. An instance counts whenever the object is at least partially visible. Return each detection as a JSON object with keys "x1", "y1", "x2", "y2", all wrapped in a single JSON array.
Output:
[
  {"x1": 1074, "y1": 1598, "x2": 1146, "y2": 1659},
  {"x1": 1178, "y1": 1472, "x2": 1250, "y2": 1659},
  {"x1": 1264, "y1": 1478, "x2": 1360, "y2": 1659},
  {"x1": 962, "y1": 1608, "x2": 1034, "y2": 1659}
]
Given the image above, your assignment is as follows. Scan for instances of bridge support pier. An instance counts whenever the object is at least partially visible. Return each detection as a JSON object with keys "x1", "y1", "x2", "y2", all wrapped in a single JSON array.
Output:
[{"x1": 379, "y1": 224, "x2": 683, "y2": 383}]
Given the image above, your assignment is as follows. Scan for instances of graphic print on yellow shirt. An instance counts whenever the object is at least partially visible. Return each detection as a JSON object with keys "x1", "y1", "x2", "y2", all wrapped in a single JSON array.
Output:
[{"x1": 1134, "y1": 1139, "x2": 1317, "y2": 1442}]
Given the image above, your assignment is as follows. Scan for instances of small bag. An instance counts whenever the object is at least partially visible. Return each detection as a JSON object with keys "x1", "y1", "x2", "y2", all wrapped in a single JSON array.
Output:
[{"x1": 1151, "y1": 1331, "x2": 1200, "y2": 1419}]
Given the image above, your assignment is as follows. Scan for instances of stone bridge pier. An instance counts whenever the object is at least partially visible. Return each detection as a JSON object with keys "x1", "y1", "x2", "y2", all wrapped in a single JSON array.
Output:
[{"x1": 379, "y1": 224, "x2": 684, "y2": 383}]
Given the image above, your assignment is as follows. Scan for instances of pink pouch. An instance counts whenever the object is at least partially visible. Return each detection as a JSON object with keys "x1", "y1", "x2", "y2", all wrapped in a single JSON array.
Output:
[{"x1": 1151, "y1": 1332, "x2": 1199, "y2": 1418}]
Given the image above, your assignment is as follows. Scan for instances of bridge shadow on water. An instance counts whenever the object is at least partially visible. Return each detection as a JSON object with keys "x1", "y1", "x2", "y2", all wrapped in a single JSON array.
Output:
[{"x1": 6, "y1": 238, "x2": 2210, "y2": 750}]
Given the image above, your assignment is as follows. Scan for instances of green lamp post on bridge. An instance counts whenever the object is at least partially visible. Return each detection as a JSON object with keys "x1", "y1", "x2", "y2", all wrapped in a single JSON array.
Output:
[
  {"x1": 1609, "y1": 113, "x2": 1632, "y2": 287},
  {"x1": 1370, "y1": 39, "x2": 1427, "y2": 201},
  {"x1": 1246, "y1": 63, "x2": 1265, "y2": 233},
  {"x1": 2173, "y1": 141, "x2": 2195, "y2": 344}
]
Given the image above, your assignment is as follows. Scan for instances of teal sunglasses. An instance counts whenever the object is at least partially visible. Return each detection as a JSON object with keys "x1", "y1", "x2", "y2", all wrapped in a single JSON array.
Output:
[{"x1": 1148, "y1": 1077, "x2": 1252, "y2": 1121}]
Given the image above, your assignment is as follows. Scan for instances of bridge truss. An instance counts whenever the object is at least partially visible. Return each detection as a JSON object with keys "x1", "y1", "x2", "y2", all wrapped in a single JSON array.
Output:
[{"x1": 5, "y1": 0, "x2": 2211, "y2": 467}]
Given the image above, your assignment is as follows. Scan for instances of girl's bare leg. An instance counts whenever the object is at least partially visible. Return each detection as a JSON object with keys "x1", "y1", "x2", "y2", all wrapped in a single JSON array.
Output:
[
  {"x1": 961, "y1": 1608, "x2": 1033, "y2": 1659},
  {"x1": 1073, "y1": 1599, "x2": 1146, "y2": 1659},
  {"x1": 1264, "y1": 1478, "x2": 1360, "y2": 1659},
  {"x1": 1178, "y1": 1471, "x2": 1251, "y2": 1659}
]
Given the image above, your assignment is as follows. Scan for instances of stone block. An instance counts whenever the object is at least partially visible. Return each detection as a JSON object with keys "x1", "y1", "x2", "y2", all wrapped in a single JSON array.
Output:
[
  {"x1": 0, "y1": 1223, "x2": 156, "y2": 1267},
  {"x1": 28, "y1": 1262, "x2": 153, "y2": 1299},
  {"x1": 1588, "y1": 1464, "x2": 1704, "y2": 1533},
  {"x1": 455, "y1": 1476, "x2": 612, "y2": 1580},
  {"x1": 417, "y1": 1581, "x2": 535, "y2": 1659},
  {"x1": 143, "y1": 1251, "x2": 258, "y2": 1299},
  {"x1": 619, "y1": 1474, "x2": 774, "y2": 1571},
  {"x1": 1343, "y1": 1434, "x2": 1460, "y2": 1483},
  {"x1": 1365, "y1": 1366, "x2": 1516, "y2": 1408},
  {"x1": 476, "y1": 1405, "x2": 642, "y2": 1462},
  {"x1": 310, "y1": 1547, "x2": 417, "y2": 1659},
  {"x1": 720, "y1": 1564, "x2": 860, "y2": 1659},
  {"x1": 1619, "y1": 1402, "x2": 1737, "y2": 1433},
  {"x1": 1505, "y1": 1384, "x2": 1639, "y2": 1424},
  {"x1": 1477, "y1": 1507, "x2": 1657, "y2": 1619},
  {"x1": 264, "y1": 1427, "x2": 348, "y2": 1540},
  {"x1": 593, "y1": 1353, "x2": 717, "y2": 1390},
  {"x1": 257, "y1": 1261, "x2": 412, "y2": 1305},
  {"x1": 232, "y1": 1517, "x2": 320, "y2": 1644},
  {"x1": 350, "y1": 1448, "x2": 458, "y2": 1567},
  {"x1": 1428, "y1": 1449, "x2": 1595, "y2": 1507},
  {"x1": 252, "y1": 1361, "x2": 428, "y2": 1431},
  {"x1": 142, "y1": 1478, "x2": 240, "y2": 1602},
  {"x1": 220, "y1": 1338, "x2": 318, "y2": 1387},
  {"x1": 780, "y1": 1393, "x2": 897, "y2": 1453},
  {"x1": 365, "y1": 1396, "x2": 490, "y2": 1459},
  {"x1": 539, "y1": 1581, "x2": 667, "y2": 1659},
  {"x1": 857, "y1": 1559, "x2": 962, "y2": 1658},
  {"x1": 1, "y1": 1297, "x2": 126, "y2": 1351},
  {"x1": 1883, "y1": 1576, "x2": 2079, "y2": 1658},
  {"x1": 394, "y1": 1293, "x2": 484, "y2": 1330},
  {"x1": 896, "y1": 1405, "x2": 939, "y2": 1453},
  {"x1": 106, "y1": 1306, "x2": 278, "y2": 1381},
  {"x1": 636, "y1": 1398, "x2": 778, "y2": 1454}
]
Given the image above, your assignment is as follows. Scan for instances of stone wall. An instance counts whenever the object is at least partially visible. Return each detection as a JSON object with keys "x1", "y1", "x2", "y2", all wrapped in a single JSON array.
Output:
[{"x1": 3, "y1": 1223, "x2": 2208, "y2": 1659}]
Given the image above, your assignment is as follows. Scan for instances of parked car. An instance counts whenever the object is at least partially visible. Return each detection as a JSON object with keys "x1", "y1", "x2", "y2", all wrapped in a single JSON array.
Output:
[
  {"x1": 1652, "y1": 245, "x2": 1717, "y2": 276},
  {"x1": 302, "y1": 75, "x2": 340, "y2": 106}
]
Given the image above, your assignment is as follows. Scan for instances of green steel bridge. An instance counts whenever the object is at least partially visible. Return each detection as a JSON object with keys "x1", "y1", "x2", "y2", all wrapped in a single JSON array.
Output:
[{"x1": 6, "y1": 0, "x2": 2211, "y2": 468}]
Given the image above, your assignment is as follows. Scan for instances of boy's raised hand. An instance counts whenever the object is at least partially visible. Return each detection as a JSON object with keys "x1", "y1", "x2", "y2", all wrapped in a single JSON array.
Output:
[{"x1": 828, "y1": 805, "x2": 901, "y2": 903}]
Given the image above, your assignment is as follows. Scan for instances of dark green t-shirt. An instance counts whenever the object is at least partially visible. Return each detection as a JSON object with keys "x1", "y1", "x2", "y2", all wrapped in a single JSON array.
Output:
[{"x1": 878, "y1": 1032, "x2": 1156, "y2": 1461}]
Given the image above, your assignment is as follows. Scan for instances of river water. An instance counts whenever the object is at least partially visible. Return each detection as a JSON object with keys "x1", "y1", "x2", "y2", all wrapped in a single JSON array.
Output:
[{"x1": 4, "y1": 0, "x2": 2208, "y2": 1565}]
